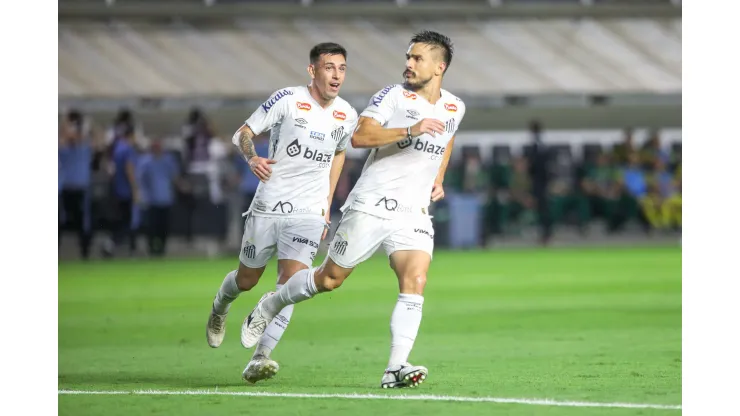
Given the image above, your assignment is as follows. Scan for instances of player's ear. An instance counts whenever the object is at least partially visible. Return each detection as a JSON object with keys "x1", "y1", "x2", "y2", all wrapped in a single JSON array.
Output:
[
  {"x1": 307, "y1": 64, "x2": 316, "y2": 79},
  {"x1": 437, "y1": 61, "x2": 447, "y2": 76}
]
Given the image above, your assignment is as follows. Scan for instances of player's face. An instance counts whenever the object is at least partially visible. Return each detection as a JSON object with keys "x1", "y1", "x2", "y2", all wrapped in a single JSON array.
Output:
[
  {"x1": 310, "y1": 53, "x2": 347, "y2": 101},
  {"x1": 403, "y1": 43, "x2": 446, "y2": 90}
]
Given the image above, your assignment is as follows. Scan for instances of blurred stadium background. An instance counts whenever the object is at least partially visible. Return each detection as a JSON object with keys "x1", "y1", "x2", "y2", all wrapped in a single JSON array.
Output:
[
  {"x1": 58, "y1": 0, "x2": 682, "y2": 260},
  {"x1": 59, "y1": 3, "x2": 681, "y2": 414}
]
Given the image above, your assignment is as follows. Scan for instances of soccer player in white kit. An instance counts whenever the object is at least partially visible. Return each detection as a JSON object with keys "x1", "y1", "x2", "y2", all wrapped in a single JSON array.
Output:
[
  {"x1": 241, "y1": 31, "x2": 464, "y2": 388},
  {"x1": 205, "y1": 43, "x2": 358, "y2": 384}
]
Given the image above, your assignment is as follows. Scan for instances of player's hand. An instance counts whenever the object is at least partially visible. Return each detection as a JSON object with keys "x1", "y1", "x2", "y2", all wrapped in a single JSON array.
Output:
[
  {"x1": 248, "y1": 156, "x2": 277, "y2": 182},
  {"x1": 321, "y1": 213, "x2": 331, "y2": 241},
  {"x1": 431, "y1": 182, "x2": 445, "y2": 202},
  {"x1": 411, "y1": 118, "x2": 446, "y2": 137}
]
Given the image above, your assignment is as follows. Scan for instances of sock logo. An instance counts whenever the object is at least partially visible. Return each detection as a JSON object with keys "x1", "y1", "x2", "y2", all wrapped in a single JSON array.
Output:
[{"x1": 406, "y1": 303, "x2": 423, "y2": 312}]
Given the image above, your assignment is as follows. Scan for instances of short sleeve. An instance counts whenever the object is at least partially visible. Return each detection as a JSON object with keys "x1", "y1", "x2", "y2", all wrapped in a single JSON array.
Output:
[
  {"x1": 244, "y1": 88, "x2": 292, "y2": 136},
  {"x1": 360, "y1": 84, "x2": 399, "y2": 126},
  {"x1": 453, "y1": 100, "x2": 466, "y2": 135}
]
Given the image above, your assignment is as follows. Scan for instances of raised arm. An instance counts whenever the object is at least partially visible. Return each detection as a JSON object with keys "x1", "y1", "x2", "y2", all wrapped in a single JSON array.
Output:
[{"x1": 351, "y1": 117, "x2": 447, "y2": 149}]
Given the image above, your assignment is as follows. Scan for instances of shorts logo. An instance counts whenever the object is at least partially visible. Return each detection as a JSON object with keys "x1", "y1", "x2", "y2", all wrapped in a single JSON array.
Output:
[
  {"x1": 333, "y1": 110, "x2": 346, "y2": 120},
  {"x1": 403, "y1": 90, "x2": 417, "y2": 100},
  {"x1": 445, "y1": 119, "x2": 456, "y2": 133},
  {"x1": 406, "y1": 110, "x2": 420, "y2": 120},
  {"x1": 292, "y1": 236, "x2": 319, "y2": 249},
  {"x1": 333, "y1": 238, "x2": 348, "y2": 256},
  {"x1": 287, "y1": 139, "x2": 301, "y2": 157},
  {"x1": 331, "y1": 126, "x2": 344, "y2": 142},
  {"x1": 297, "y1": 102, "x2": 312, "y2": 111},
  {"x1": 272, "y1": 201, "x2": 294, "y2": 214},
  {"x1": 371, "y1": 84, "x2": 395, "y2": 107},
  {"x1": 310, "y1": 131, "x2": 325, "y2": 142},
  {"x1": 414, "y1": 228, "x2": 434, "y2": 239},
  {"x1": 444, "y1": 103, "x2": 458, "y2": 112},
  {"x1": 243, "y1": 243, "x2": 256, "y2": 259},
  {"x1": 397, "y1": 137, "x2": 413, "y2": 149},
  {"x1": 261, "y1": 89, "x2": 293, "y2": 112}
]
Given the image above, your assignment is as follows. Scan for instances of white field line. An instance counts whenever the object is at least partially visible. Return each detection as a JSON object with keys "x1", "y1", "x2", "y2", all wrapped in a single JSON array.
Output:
[{"x1": 58, "y1": 389, "x2": 681, "y2": 410}]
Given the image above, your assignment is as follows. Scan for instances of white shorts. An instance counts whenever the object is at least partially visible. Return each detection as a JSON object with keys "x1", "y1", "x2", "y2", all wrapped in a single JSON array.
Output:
[
  {"x1": 239, "y1": 213, "x2": 324, "y2": 268},
  {"x1": 328, "y1": 209, "x2": 434, "y2": 269}
]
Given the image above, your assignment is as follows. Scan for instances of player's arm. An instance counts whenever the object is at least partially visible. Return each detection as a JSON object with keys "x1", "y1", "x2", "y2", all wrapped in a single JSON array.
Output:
[
  {"x1": 232, "y1": 123, "x2": 276, "y2": 182},
  {"x1": 323, "y1": 149, "x2": 346, "y2": 239},
  {"x1": 351, "y1": 117, "x2": 446, "y2": 149},
  {"x1": 235, "y1": 89, "x2": 289, "y2": 182},
  {"x1": 431, "y1": 135, "x2": 455, "y2": 202}
]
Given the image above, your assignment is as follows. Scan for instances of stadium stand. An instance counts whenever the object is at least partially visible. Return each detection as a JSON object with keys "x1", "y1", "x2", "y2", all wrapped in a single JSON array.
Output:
[{"x1": 59, "y1": 17, "x2": 680, "y2": 97}]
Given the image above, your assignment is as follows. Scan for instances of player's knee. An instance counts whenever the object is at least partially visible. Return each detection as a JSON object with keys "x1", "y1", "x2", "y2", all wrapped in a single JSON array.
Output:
[
  {"x1": 317, "y1": 273, "x2": 345, "y2": 292},
  {"x1": 235, "y1": 268, "x2": 261, "y2": 291},
  {"x1": 401, "y1": 274, "x2": 427, "y2": 294}
]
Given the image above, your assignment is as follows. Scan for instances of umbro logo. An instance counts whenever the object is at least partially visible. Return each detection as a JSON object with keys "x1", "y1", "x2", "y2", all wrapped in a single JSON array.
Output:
[
  {"x1": 294, "y1": 118, "x2": 308, "y2": 129},
  {"x1": 406, "y1": 109, "x2": 420, "y2": 120}
]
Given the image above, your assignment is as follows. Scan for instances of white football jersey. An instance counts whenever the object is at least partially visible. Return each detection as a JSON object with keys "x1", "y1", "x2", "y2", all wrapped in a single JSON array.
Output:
[
  {"x1": 341, "y1": 84, "x2": 465, "y2": 219},
  {"x1": 240, "y1": 86, "x2": 358, "y2": 218}
]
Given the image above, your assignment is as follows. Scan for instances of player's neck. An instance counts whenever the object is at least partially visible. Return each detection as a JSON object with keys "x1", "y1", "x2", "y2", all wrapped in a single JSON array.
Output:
[
  {"x1": 307, "y1": 83, "x2": 334, "y2": 109},
  {"x1": 406, "y1": 82, "x2": 443, "y2": 105}
]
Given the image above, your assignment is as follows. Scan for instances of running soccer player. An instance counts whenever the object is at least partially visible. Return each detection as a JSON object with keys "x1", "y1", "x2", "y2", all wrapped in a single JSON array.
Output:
[
  {"x1": 241, "y1": 31, "x2": 464, "y2": 388},
  {"x1": 205, "y1": 42, "x2": 358, "y2": 384}
]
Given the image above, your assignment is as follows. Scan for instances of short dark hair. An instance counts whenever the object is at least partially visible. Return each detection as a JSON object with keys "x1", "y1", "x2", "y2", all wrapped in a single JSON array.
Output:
[
  {"x1": 410, "y1": 30, "x2": 454, "y2": 72},
  {"x1": 309, "y1": 42, "x2": 347, "y2": 65}
]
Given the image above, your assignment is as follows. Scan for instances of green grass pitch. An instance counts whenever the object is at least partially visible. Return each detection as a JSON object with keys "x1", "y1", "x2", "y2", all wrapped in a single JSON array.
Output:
[{"x1": 59, "y1": 247, "x2": 681, "y2": 415}]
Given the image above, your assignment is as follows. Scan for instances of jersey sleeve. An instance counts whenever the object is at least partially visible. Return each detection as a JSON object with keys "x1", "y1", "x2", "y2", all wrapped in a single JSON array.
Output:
[
  {"x1": 244, "y1": 89, "x2": 292, "y2": 136},
  {"x1": 336, "y1": 109, "x2": 358, "y2": 152},
  {"x1": 360, "y1": 84, "x2": 399, "y2": 126},
  {"x1": 454, "y1": 99, "x2": 466, "y2": 135}
]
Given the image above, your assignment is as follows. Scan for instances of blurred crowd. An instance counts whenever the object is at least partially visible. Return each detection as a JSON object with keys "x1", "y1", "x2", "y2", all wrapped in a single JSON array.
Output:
[
  {"x1": 58, "y1": 107, "x2": 361, "y2": 260},
  {"x1": 445, "y1": 122, "x2": 682, "y2": 245},
  {"x1": 59, "y1": 109, "x2": 681, "y2": 259}
]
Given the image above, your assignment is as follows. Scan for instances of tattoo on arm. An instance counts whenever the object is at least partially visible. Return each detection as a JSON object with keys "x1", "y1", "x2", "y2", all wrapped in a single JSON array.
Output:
[{"x1": 237, "y1": 126, "x2": 257, "y2": 161}]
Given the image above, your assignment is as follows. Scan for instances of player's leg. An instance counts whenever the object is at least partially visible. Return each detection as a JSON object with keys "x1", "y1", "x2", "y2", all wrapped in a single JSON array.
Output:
[
  {"x1": 241, "y1": 210, "x2": 388, "y2": 348},
  {"x1": 206, "y1": 214, "x2": 276, "y2": 348},
  {"x1": 243, "y1": 218, "x2": 323, "y2": 383},
  {"x1": 379, "y1": 217, "x2": 435, "y2": 388}
]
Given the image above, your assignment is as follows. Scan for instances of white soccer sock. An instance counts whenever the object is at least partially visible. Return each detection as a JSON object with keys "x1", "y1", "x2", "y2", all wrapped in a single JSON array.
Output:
[
  {"x1": 262, "y1": 268, "x2": 318, "y2": 317},
  {"x1": 388, "y1": 293, "x2": 425, "y2": 368},
  {"x1": 212, "y1": 270, "x2": 241, "y2": 315},
  {"x1": 254, "y1": 284, "x2": 295, "y2": 358}
]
